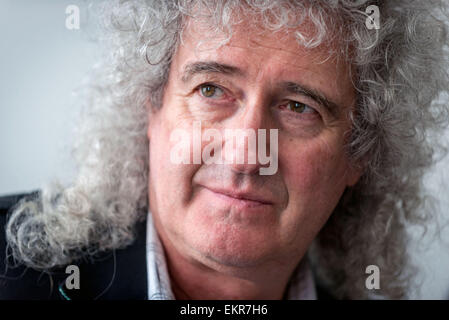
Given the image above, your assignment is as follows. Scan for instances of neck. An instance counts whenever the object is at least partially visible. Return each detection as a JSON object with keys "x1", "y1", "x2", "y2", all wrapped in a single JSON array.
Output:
[{"x1": 166, "y1": 252, "x2": 294, "y2": 300}]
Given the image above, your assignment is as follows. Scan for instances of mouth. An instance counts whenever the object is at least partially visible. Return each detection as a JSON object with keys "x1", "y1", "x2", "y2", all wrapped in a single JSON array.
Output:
[{"x1": 202, "y1": 186, "x2": 273, "y2": 206}]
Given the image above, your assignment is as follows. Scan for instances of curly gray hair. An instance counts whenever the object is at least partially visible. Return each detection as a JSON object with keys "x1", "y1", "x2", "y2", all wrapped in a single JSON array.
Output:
[{"x1": 5, "y1": 0, "x2": 449, "y2": 299}]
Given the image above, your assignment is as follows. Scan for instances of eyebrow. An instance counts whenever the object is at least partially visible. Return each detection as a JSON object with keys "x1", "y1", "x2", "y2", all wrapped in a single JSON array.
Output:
[
  {"x1": 282, "y1": 82, "x2": 342, "y2": 118},
  {"x1": 181, "y1": 61, "x2": 244, "y2": 83},
  {"x1": 181, "y1": 61, "x2": 344, "y2": 117}
]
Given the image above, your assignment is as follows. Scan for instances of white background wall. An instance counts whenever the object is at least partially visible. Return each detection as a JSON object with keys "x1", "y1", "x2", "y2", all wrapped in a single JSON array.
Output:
[{"x1": 0, "y1": 0, "x2": 448, "y2": 299}]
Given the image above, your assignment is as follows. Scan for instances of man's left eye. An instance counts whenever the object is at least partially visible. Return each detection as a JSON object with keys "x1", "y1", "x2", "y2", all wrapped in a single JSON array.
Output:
[
  {"x1": 286, "y1": 101, "x2": 316, "y2": 114},
  {"x1": 199, "y1": 84, "x2": 224, "y2": 99}
]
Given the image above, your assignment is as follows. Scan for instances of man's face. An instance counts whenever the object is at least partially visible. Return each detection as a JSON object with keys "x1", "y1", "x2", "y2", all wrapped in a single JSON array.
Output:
[{"x1": 148, "y1": 18, "x2": 360, "y2": 271}]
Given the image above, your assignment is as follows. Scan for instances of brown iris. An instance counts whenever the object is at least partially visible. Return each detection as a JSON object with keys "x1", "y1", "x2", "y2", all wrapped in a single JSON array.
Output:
[
  {"x1": 287, "y1": 101, "x2": 307, "y2": 113},
  {"x1": 201, "y1": 85, "x2": 217, "y2": 98}
]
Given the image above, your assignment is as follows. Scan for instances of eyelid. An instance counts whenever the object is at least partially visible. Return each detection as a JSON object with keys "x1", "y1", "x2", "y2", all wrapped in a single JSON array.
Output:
[{"x1": 190, "y1": 74, "x2": 241, "y2": 95}]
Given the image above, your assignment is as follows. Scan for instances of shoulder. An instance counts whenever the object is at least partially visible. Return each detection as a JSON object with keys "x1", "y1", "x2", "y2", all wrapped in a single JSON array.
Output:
[
  {"x1": 0, "y1": 191, "x2": 148, "y2": 300},
  {"x1": 0, "y1": 190, "x2": 64, "y2": 299},
  {"x1": 0, "y1": 190, "x2": 40, "y2": 214},
  {"x1": 0, "y1": 190, "x2": 42, "y2": 242}
]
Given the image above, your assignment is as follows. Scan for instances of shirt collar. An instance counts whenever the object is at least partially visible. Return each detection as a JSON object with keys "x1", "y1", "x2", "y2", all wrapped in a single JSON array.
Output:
[
  {"x1": 146, "y1": 212, "x2": 317, "y2": 300},
  {"x1": 146, "y1": 212, "x2": 175, "y2": 299}
]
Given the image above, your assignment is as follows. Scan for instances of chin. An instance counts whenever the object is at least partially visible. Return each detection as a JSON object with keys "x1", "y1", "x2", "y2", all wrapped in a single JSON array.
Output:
[{"x1": 184, "y1": 217, "x2": 277, "y2": 269}]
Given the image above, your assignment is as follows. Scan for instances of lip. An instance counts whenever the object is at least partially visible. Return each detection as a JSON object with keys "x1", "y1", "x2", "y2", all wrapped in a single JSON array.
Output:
[{"x1": 202, "y1": 186, "x2": 273, "y2": 206}]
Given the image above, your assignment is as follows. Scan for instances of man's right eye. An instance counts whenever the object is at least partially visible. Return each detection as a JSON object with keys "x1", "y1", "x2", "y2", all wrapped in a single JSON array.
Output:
[{"x1": 199, "y1": 84, "x2": 224, "y2": 99}]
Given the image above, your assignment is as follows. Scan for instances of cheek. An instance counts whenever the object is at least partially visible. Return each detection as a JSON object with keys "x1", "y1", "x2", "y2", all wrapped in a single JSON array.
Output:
[
  {"x1": 149, "y1": 115, "x2": 173, "y2": 183},
  {"x1": 148, "y1": 111, "x2": 200, "y2": 212},
  {"x1": 279, "y1": 135, "x2": 349, "y2": 211}
]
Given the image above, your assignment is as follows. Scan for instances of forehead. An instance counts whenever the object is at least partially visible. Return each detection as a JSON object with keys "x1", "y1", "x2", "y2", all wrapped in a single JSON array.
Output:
[{"x1": 182, "y1": 13, "x2": 332, "y2": 60}]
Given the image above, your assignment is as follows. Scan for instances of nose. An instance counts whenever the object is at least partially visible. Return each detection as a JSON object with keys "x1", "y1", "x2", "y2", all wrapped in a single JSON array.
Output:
[{"x1": 222, "y1": 97, "x2": 272, "y2": 175}]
